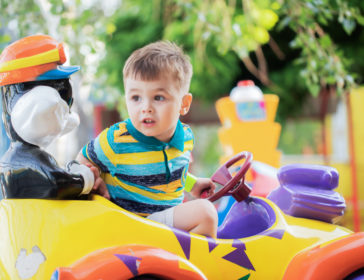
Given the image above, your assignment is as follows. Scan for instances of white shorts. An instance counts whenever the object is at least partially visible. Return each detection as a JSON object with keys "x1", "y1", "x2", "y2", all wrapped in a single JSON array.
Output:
[{"x1": 147, "y1": 207, "x2": 175, "y2": 227}]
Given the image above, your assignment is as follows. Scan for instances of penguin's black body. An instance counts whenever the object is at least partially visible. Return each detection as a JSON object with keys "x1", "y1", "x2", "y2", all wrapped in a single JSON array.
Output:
[{"x1": 0, "y1": 81, "x2": 85, "y2": 199}]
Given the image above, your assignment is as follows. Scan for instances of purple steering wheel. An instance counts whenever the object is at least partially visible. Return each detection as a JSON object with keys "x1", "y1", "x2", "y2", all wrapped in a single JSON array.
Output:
[{"x1": 207, "y1": 151, "x2": 253, "y2": 202}]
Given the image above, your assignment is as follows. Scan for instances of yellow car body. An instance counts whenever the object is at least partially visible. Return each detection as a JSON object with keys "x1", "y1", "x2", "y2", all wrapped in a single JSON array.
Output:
[{"x1": 1, "y1": 194, "x2": 361, "y2": 280}]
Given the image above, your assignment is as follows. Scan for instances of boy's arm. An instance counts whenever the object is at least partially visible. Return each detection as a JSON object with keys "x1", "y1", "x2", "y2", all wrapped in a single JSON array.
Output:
[{"x1": 186, "y1": 173, "x2": 216, "y2": 199}]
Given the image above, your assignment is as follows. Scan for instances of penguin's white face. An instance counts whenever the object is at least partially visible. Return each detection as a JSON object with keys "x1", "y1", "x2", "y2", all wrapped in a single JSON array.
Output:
[{"x1": 10, "y1": 85, "x2": 79, "y2": 148}]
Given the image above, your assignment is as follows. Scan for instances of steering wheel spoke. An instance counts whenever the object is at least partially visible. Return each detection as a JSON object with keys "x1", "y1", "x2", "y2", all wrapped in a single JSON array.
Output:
[
  {"x1": 211, "y1": 166, "x2": 232, "y2": 186},
  {"x1": 207, "y1": 152, "x2": 253, "y2": 202}
]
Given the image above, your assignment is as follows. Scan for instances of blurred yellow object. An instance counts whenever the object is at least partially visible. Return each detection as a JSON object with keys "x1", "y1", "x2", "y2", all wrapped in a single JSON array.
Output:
[
  {"x1": 216, "y1": 94, "x2": 281, "y2": 179},
  {"x1": 326, "y1": 87, "x2": 364, "y2": 231}
]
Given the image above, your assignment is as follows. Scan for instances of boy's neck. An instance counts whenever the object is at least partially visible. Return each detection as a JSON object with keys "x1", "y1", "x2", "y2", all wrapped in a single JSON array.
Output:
[{"x1": 125, "y1": 119, "x2": 184, "y2": 151}]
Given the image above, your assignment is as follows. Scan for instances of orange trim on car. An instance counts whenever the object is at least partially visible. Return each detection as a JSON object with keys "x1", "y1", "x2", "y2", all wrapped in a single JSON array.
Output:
[
  {"x1": 283, "y1": 232, "x2": 364, "y2": 280},
  {"x1": 55, "y1": 245, "x2": 207, "y2": 280}
]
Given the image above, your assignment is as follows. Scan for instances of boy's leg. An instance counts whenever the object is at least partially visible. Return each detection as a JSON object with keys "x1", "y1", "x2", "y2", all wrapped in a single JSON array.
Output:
[{"x1": 173, "y1": 199, "x2": 218, "y2": 238}]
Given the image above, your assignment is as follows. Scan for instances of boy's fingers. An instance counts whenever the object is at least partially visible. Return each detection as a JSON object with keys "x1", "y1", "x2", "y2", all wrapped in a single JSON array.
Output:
[
  {"x1": 89, "y1": 166, "x2": 100, "y2": 178},
  {"x1": 209, "y1": 181, "x2": 216, "y2": 192},
  {"x1": 200, "y1": 189, "x2": 210, "y2": 199},
  {"x1": 92, "y1": 177, "x2": 102, "y2": 190},
  {"x1": 92, "y1": 177, "x2": 110, "y2": 199},
  {"x1": 84, "y1": 162, "x2": 93, "y2": 168},
  {"x1": 200, "y1": 186, "x2": 214, "y2": 198},
  {"x1": 83, "y1": 163, "x2": 101, "y2": 177},
  {"x1": 102, "y1": 188, "x2": 110, "y2": 199},
  {"x1": 99, "y1": 182, "x2": 110, "y2": 199}
]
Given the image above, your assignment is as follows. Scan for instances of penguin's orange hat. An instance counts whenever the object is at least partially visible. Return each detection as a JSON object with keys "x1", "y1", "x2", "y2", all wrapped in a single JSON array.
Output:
[{"x1": 0, "y1": 34, "x2": 79, "y2": 87}]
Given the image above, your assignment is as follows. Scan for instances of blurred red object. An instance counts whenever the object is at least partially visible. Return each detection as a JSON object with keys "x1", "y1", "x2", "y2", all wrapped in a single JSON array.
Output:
[{"x1": 250, "y1": 161, "x2": 279, "y2": 197}]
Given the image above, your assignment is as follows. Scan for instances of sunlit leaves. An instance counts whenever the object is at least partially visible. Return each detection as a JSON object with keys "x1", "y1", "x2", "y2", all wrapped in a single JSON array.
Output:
[
  {"x1": 106, "y1": 23, "x2": 117, "y2": 35},
  {"x1": 251, "y1": 8, "x2": 278, "y2": 29},
  {"x1": 277, "y1": 0, "x2": 363, "y2": 96},
  {"x1": 187, "y1": 0, "x2": 279, "y2": 60},
  {"x1": 1, "y1": 0, "x2": 363, "y2": 111}
]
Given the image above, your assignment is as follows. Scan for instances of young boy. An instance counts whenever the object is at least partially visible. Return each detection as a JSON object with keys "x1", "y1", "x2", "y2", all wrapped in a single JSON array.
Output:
[{"x1": 77, "y1": 41, "x2": 218, "y2": 237}]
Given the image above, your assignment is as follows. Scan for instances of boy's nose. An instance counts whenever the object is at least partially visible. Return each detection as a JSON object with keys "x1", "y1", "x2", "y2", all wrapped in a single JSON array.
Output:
[{"x1": 142, "y1": 102, "x2": 153, "y2": 113}]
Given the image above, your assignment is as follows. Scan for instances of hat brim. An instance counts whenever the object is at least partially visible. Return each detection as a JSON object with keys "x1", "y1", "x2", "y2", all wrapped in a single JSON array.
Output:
[{"x1": 36, "y1": 65, "x2": 80, "y2": 81}]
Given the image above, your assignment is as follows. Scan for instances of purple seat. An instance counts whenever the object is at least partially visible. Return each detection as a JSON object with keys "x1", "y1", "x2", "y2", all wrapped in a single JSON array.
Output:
[{"x1": 217, "y1": 197, "x2": 276, "y2": 239}]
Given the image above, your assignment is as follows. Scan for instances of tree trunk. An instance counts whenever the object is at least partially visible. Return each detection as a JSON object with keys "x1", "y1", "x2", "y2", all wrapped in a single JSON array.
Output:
[{"x1": 319, "y1": 85, "x2": 332, "y2": 165}]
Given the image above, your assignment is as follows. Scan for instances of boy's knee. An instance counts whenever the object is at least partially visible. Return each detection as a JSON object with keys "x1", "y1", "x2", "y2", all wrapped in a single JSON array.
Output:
[{"x1": 197, "y1": 199, "x2": 218, "y2": 223}]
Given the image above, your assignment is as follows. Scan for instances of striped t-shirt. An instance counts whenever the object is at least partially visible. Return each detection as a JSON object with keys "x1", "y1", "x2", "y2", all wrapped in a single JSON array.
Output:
[{"x1": 82, "y1": 118, "x2": 194, "y2": 216}]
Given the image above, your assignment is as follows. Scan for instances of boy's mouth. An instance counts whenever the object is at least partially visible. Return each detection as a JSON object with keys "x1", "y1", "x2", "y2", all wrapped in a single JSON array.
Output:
[{"x1": 142, "y1": 118, "x2": 155, "y2": 125}]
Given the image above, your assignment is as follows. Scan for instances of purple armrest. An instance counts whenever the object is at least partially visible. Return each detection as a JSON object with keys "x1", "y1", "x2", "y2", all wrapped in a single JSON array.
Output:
[
  {"x1": 268, "y1": 164, "x2": 346, "y2": 223},
  {"x1": 277, "y1": 164, "x2": 339, "y2": 190}
]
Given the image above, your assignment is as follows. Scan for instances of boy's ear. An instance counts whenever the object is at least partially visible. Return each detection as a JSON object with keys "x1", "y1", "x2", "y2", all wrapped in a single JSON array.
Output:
[{"x1": 180, "y1": 93, "x2": 193, "y2": 116}]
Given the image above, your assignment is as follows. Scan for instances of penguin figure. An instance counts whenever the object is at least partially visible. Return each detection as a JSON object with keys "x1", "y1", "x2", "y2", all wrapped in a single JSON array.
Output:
[{"x1": 0, "y1": 35, "x2": 94, "y2": 199}]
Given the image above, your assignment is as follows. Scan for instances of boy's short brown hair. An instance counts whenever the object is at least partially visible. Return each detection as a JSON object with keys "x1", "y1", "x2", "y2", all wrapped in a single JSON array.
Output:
[{"x1": 123, "y1": 41, "x2": 192, "y2": 93}]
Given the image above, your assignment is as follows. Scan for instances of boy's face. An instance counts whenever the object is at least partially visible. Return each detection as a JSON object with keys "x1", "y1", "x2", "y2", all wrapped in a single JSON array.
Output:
[{"x1": 124, "y1": 75, "x2": 192, "y2": 142}]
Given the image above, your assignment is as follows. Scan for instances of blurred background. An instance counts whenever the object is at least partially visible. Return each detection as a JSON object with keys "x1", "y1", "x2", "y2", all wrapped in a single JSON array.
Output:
[{"x1": 1, "y1": 0, "x2": 364, "y2": 230}]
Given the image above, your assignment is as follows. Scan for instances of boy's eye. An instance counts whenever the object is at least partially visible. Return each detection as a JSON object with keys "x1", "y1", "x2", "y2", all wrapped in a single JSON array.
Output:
[
  {"x1": 154, "y1": 95, "x2": 165, "y2": 101},
  {"x1": 131, "y1": 95, "x2": 140, "y2": 101}
]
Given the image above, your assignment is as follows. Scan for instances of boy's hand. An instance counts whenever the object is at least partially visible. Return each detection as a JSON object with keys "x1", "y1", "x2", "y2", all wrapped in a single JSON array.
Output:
[
  {"x1": 84, "y1": 163, "x2": 110, "y2": 200},
  {"x1": 190, "y1": 178, "x2": 216, "y2": 199}
]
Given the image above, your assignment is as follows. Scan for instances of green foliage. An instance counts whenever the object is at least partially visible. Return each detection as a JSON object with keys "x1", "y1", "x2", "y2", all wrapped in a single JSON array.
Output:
[
  {"x1": 168, "y1": 0, "x2": 279, "y2": 65},
  {"x1": 0, "y1": 0, "x2": 47, "y2": 42},
  {"x1": 98, "y1": 2, "x2": 164, "y2": 94},
  {"x1": 163, "y1": 13, "x2": 242, "y2": 101},
  {"x1": 278, "y1": 120, "x2": 322, "y2": 155},
  {"x1": 0, "y1": 34, "x2": 11, "y2": 47},
  {"x1": 97, "y1": 0, "x2": 242, "y2": 102},
  {"x1": 190, "y1": 124, "x2": 222, "y2": 177},
  {"x1": 1, "y1": 0, "x2": 363, "y2": 122},
  {"x1": 189, "y1": 48, "x2": 240, "y2": 101},
  {"x1": 269, "y1": 63, "x2": 309, "y2": 122},
  {"x1": 276, "y1": 0, "x2": 363, "y2": 96}
]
